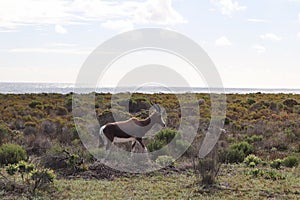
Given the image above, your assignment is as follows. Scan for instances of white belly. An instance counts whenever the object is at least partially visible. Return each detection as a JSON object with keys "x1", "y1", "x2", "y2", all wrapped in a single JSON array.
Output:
[{"x1": 113, "y1": 137, "x2": 136, "y2": 143}]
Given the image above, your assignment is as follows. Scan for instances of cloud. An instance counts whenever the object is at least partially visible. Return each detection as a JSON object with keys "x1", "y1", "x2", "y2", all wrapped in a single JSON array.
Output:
[
  {"x1": 9, "y1": 48, "x2": 90, "y2": 55},
  {"x1": 215, "y1": 36, "x2": 232, "y2": 46},
  {"x1": 101, "y1": 20, "x2": 134, "y2": 32},
  {"x1": 260, "y1": 33, "x2": 282, "y2": 41},
  {"x1": 0, "y1": 29, "x2": 18, "y2": 33},
  {"x1": 297, "y1": 32, "x2": 300, "y2": 38},
  {"x1": 247, "y1": 19, "x2": 270, "y2": 23},
  {"x1": 211, "y1": 0, "x2": 246, "y2": 16},
  {"x1": 253, "y1": 45, "x2": 266, "y2": 54},
  {"x1": 55, "y1": 25, "x2": 68, "y2": 34},
  {"x1": 0, "y1": 0, "x2": 186, "y2": 31}
]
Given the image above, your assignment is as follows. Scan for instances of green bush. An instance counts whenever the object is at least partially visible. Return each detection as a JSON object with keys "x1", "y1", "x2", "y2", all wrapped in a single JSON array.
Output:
[
  {"x1": 244, "y1": 135, "x2": 263, "y2": 143},
  {"x1": 230, "y1": 141, "x2": 254, "y2": 155},
  {"x1": 282, "y1": 156, "x2": 299, "y2": 168},
  {"x1": 248, "y1": 162, "x2": 256, "y2": 168},
  {"x1": 226, "y1": 148, "x2": 245, "y2": 163},
  {"x1": 263, "y1": 170, "x2": 285, "y2": 180},
  {"x1": 147, "y1": 139, "x2": 164, "y2": 152},
  {"x1": 155, "y1": 155, "x2": 175, "y2": 167},
  {"x1": 246, "y1": 98, "x2": 256, "y2": 105},
  {"x1": 225, "y1": 141, "x2": 254, "y2": 163},
  {"x1": 147, "y1": 129, "x2": 178, "y2": 152},
  {"x1": 0, "y1": 143, "x2": 27, "y2": 165},
  {"x1": 56, "y1": 106, "x2": 68, "y2": 116},
  {"x1": 244, "y1": 154, "x2": 262, "y2": 167},
  {"x1": 3, "y1": 161, "x2": 56, "y2": 195},
  {"x1": 248, "y1": 168, "x2": 262, "y2": 177},
  {"x1": 0, "y1": 124, "x2": 11, "y2": 144},
  {"x1": 154, "y1": 129, "x2": 177, "y2": 144},
  {"x1": 248, "y1": 168, "x2": 285, "y2": 180},
  {"x1": 270, "y1": 159, "x2": 282, "y2": 169},
  {"x1": 29, "y1": 101, "x2": 42, "y2": 108}
]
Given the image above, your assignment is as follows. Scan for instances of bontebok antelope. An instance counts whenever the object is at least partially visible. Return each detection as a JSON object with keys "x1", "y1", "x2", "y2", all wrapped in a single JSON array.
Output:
[{"x1": 98, "y1": 104, "x2": 166, "y2": 153}]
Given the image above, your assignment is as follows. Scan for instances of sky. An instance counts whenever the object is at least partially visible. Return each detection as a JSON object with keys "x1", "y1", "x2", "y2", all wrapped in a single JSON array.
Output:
[{"x1": 0, "y1": 0, "x2": 300, "y2": 88}]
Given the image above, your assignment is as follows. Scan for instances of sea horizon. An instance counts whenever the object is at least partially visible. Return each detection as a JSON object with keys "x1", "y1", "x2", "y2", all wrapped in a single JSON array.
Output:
[{"x1": 0, "y1": 82, "x2": 299, "y2": 94}]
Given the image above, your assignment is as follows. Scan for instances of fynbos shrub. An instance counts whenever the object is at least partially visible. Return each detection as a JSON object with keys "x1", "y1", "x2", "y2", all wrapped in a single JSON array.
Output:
[
  {"x1": 282, "y1": 156, "x2": 299, "y2": 168},
  {"x1": 244, "y1": 154, "x2": 262, "y2": 167},
  {"x1": 155, "y1": 155, "x2": 175, "y2": 167},
  {"x1": 0, "y1": 143, "x2": 27, "y2": 165}
]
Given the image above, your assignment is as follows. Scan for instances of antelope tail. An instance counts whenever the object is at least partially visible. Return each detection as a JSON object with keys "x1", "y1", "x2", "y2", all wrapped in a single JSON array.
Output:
[{"x1": 98, "y1": 125, "x2": 107, "y2": 148}]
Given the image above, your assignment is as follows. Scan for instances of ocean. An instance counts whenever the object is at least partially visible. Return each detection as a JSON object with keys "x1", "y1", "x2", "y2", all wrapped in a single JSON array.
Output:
[{"x1": 0, "y1": 82, "x2": 299, "y2": 94}]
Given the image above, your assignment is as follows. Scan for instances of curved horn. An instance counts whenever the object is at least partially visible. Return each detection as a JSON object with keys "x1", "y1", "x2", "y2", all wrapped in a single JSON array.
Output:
[{"x1": 154, "y1": 104, "x2": 161, "y2": 113}]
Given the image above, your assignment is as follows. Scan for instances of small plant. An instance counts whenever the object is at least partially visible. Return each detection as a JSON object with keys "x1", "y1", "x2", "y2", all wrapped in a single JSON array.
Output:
[
  {"x1": 248, "y1": 168, "x2": 262, "y2": 177},
  {"x1": 244, "y1": 154, "x2": 262, "y2": 167},
  {"x1": 270, "y1": 159, "x2": 282, "y2": 169},
  {"x1": 282, "y1": 156, "x2": 299, "y2": 168},
  {"x1": 244, "y1": 135, "x2": 263, "y2": 143},
  {"x1": 247, "y1": 168, "x2": 285, "y2": 180},
  {"x1": 0, "y1": 143, "x2": 27, "y2": 165},
  {"x1": 30, "y1": 168, "x2": 56, "y2": 193},
  {"x1": 6, "y1": 164, "x2": 19, "y2": 175},
  {"x1": 155, "y1": 155, "x2": 175, "y2": 167},
  {"x1": 248, "y1": 161, "x2": 256, "y2": 168},
  {"x1": 246, "y1": 98, "x2": 256, "y2": 105},
  {"x1": 28, "y1": 101, "x2": 42, "y2": 108},
  {"x1": 263, "y1": 170, "x2": 285, "y2": 181},
  {"x1": 0, "y1": 124, "x2": 10, "y2": 145},
  {"x1": 56, "y1": 106, "x2": 68, "y2": 116},
  {"x1": 1, "y1": 161, "x2": 56, "y2": 195}
]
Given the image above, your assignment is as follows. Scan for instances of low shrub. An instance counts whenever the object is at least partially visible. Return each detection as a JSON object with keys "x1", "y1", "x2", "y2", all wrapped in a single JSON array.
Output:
[
  {"x1": 224, "y1": 141, "x2": 254, "y2": 163},
  {"x1": 230, "y1": 141, "x2": 254, "y2": 155},
  {"x1": 56, "y1": 106, "x2": 68, "y2": 116},
  {"x1": 0, "y1": 124, "x2": 11, "y2": 144},
  {"x1": 248, "y1": 168, "x2": 285, "y2": 180},
  {"x1": 263, "y1": 170, "x2": 285, "y2": 180},
  {"x1": 244, "y1": 154, "x2": 262, "y2": 167},
  {"x1": 226, "y1": 148, "x2": 245, "y2": 163},
  {"x1": 282, "y1": 156, "x2": 299, "y2": 168},
  {"x1": 155, "y1": 155, "x2": 175, "y2": 167},
  {"x1": 0, "y1": 143, "x2": 27, "y2": 165},
  {"x1": 270, "y1": 159, "x2": 282, "y2": 169},
  {"x1": 244, "y1": 135, "x2": 263, "y2": 143},
  {"x1": 28, "y1": 101, "x2": 42, "y2": 108},
  {"x1": 147, "y1": 129, "x2": 178, "y2": 152},
  {"x1": 1, "y1": 161, "x2": 56, "y2": 195}
]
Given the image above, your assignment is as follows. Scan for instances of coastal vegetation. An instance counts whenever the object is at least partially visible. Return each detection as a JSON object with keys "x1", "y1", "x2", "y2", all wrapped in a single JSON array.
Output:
[{"x1": 0, "y1": 92, "x2": 299, "y2": 199}]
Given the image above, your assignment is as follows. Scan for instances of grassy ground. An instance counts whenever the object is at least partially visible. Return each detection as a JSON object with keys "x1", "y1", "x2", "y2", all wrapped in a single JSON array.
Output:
[{"x1": 52, "y1": 165, "x2": 300, "y2": 200}]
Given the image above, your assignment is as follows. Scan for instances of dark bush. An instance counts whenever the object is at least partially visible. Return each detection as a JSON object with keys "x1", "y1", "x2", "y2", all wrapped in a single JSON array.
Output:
[
  {"x1": 226, "y1": 148, "x2": 245, "y2": 163},
  {"x1": 224, "y1": 141, "x2": 254, "y2": 163},
  {"x1": 0, "y1": 143, "x2": 27, "y2": 165},
  {"x1": 244, "y1": 135, "x2": 263, "y2": 143},
  {"x1": 147, "y1": 129, "x2": 177, "y2": 152},
  {"x1": 282, "y1": 156, "x2": 299, "y2": 168},
  {"x1": 0, "y1": 124, "x2": 10, "y2": 145},
  {"x1": 29, "y1": 101, "x2": 42, "y2": 108},
  {"x1": 283, "y1": 98, "x2": 298, "y2": 107},
  {"x1": 246, "y1": 98, "x2": 256, "y2": 105},
  {"x1": 56, "y1": 106, "x2": 68, "y2": 116},
  {"x1": 232, "y1": 141, "x2": 253, "y2": 154},
  {"x1": 270, "y1": 159, "x2": 282, "y2": 169}
]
